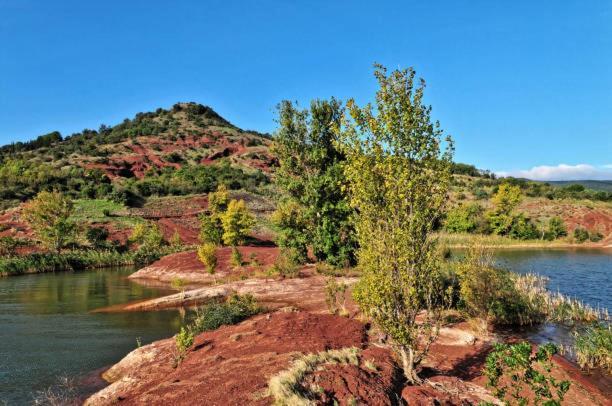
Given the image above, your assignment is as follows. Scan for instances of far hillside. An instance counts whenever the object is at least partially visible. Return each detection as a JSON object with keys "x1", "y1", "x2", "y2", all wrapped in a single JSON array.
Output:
[{"x1": 546, "y1": 180, "x2": 612, "y2": 192}]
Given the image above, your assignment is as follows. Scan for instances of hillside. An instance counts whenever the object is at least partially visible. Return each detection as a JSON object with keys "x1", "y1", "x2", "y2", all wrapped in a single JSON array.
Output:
[
  {"x1": 0, "y1": 102, "x2": 275, "y2": 209},
  {"x1": 546, "y1": 180, "x2": 612, "y2": 192},
  {"x1": 1, "y1": 104, "x2": 611, "y2": 254}
]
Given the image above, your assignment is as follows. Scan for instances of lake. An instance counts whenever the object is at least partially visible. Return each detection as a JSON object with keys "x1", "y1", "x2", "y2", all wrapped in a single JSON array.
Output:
[
  {"x1": 0, "y1": 267, "x2": 183, "y2": 405},
  {"x1": 0, "y1": 249, "x2": 610, "y2": 404}
]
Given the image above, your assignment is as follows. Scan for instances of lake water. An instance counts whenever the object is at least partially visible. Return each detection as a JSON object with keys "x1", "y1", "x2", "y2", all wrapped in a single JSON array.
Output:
[
  {"x1": 0, "y1": 249, "x2": 610, "y2": 404},
  {"x1": 494, "y1": 248, "x2": 611, "y2": 311},
  {"x1": 0, "y1": 267, "x2": 183, "y2": 405}
]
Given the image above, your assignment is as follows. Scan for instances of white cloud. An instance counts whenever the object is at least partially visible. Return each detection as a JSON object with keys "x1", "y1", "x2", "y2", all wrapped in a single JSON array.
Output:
[{"x1": 496, "y1": 164, "x2": 612, "y2": 181}]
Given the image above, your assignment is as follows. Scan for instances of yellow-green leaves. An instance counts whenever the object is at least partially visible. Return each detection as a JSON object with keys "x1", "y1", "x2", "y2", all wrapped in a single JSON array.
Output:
[{"x1": 22, "y1": 191, "x2": 76, "y2": 254}]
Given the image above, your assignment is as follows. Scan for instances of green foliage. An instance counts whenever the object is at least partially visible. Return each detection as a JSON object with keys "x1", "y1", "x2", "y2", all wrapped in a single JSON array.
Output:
[
  {"x1": 130, "y1": 221, "x2": 164, "y2": 248},
  {"x1": 85, "y1": 227, "x2": 109, "y2": 248},
  {"x1": 487, "y1": 184, "x2": 523, "y2": 236},
  {"x1": 208, "y1": 184, "x2": 230, "y2": 214},
  {"x1": 444, "y1": 203, "x2": 483, "y2": 233},
  {"x1": 198, "y1": 213, "x2": 222, "y2": 245},
  {"x1": 220, "y1": 199, "x2": 254, "y2": 246},
  {"x1": 271, "y1": 200, "x2": 309, "y2": 264},
  {"x1": 270, "y1": 249, "x2": 300, "y2": 278},
  {"x1": 170, "y1": 230, "x2": 182, "y2": 247},
  {"x1": 546, "y1": 217, "x2": 567, "y2": 240},
  {"x1": 589, "y1": 231, "x2": 603, "y2": 242},
  {"x1": 197, "y1": 243, "x2": 217, "y2": 274},
  {"x1": 0, "y1": 236, "x2": 22, "y2": 257},
  {"x1": 509, "y1": 213, "x2": 539, "y2": 240},
  {"x1": 455, "y1": 245, "x2": 546, "y2": 326},
  {"x1": 273, "y1": 98, "x2": 356, "y2": 267},
  {"x1": 175, "y1": 294, "x2": 261, "y2": 360},
  {"x1": 484, "y1": 342, "x2": 570, "y2": 405},
  {"x1": 573, "y1": 227, "x2": 589, "y2": 243},
  {"x1": 573, "y1": 323, "x2": 611, "y2": 373},
  {"x1": 22, "y1": 191, "x2": 77, "y2": 253},
  {"x1": 340, "y1": 64, "x2": 453, "y2": 383},
  {"x1": 230, "y1": 246, "x2": 243, "y2": 267}
]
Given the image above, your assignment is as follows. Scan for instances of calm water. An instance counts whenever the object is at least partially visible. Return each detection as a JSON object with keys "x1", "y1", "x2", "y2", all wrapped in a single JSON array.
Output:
[
  {"x1": 0, "y1": 250, "x2": 610, "y2": 404},
  {"x1": 494, "y1": 248, "x2": 611, "y2": 311},
  {"x1": 0, "y1": 268, "x2": 183, "y2": 405}
]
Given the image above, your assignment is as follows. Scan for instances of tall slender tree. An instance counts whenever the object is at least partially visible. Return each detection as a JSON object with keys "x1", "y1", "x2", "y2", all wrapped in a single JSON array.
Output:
[{"x1": 339, "y1": 64, "x2": 454, "y2": 383}]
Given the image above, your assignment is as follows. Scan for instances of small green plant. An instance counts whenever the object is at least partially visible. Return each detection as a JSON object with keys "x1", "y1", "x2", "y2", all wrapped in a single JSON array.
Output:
[
  {"x1": 171, "y1": 277, "x2": 186, "y2": 299},
  {"x1": 483, "y1": 342, "x2": 570, "y2": 406},
  {"x1": 197, "y1": 243, "x2": 217, "y2": 274},
  {"x1": 589, "y1": 232, "x2": 603, "y2": 243},
  {"x1": 270, "y1": 249, "x2": 299, "y2": 278},
  {"x1": 324, "y1": 277, "x2": 348, "y2": 316},
  {"x1": 573, "y1": 227, "x2": 589, "y2": 243},
  {"x1": 573, "y1": 323, "x2": 611, "y2": 373},
  {"x1": 170, "y1": 230, "x2": 182, "y2": 247},
  {"x1": 136, "y1": 337, "x2": 142, "y2": 348},
  {"x1": 174, "y1": 326, "x2": 195, "y2": 364},
  {"x1": 230, "y1": 246, "x2": 243, "y2": 267}
]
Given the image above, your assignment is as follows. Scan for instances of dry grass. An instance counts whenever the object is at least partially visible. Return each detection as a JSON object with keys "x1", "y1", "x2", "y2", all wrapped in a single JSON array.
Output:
[{"x1": 268, "y1": 347, "x2": 360, "y2": 405}]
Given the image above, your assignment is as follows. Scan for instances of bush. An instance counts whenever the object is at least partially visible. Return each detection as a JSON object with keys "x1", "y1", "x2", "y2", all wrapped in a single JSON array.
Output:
[
  {"x1": 86, "y1": 227, "x2": 109, "y2": 248},
  {"x1": 546, "y1": 217, "x2": 567, "y2": 240},
  {"x1": 573, "y1": 323, "x2": 611, "y2": 373},
  {"x1": 324, "y1": 277, "x2": 348, "y2": 315},
  {"x1": 573, "y1": 227, "x2": 589, "y2": 243},
  {"x1": 271, "y1": 200, "x2": 309, "y2": 264},
  {"x1": 0, "y1": 236, "x2": 21, "y2": 256},
  {"x1": 589, "y1": 232, "x2": 604, "y2": 243},
  {"x1": 220, "y1": 199, "x2": 254, "y2": 246},
  {"x1": 197, "y1": 243, "x2": 217, "y2": 274},
  {"x1": 270, "y1": 249, "x2": 300, "y2": 278},
  {"x1": 188, "y1": 294, "x2": 260, "y2": 334},
  {"x1": 508, "y1": 214, "x2": 539, "y2": 240},
  {"x1": 484, "y1": 342, "x2": 570, "y2": 405},
  {"x1": 230, "y1": 246, "x2": 243, "y2": 267},
  {"x1": 198, "y1": 214, "x2": 222, "y2": 245},
  {"x1": 444, "y1": 203, "x2": 483, "y2": 233}
]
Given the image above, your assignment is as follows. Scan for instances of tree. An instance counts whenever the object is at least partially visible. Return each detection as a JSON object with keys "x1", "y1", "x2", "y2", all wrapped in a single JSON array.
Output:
[
  {"x1": 271, "y1": 200, "x2": 310, "y2": 263},
  {"x1": 221, "y1": 199, "x2": 254, "y2": 246},
  {"x1": 339, "y1": 64, "x2": 454, "y2": 383},
  {"x1": 487, "y1": 183, "x2": 523, "y2": 235},
  {"x1": 22, "y1": 191, "x2": 76, "y2": 253},
  {"x1": 546, "y1": 217, "x2": 567, "y2": 240},
  {"x1": 273, "y1": 98, "x2": 357, "y2": 266},
  {"x1": 199, "y1": 184, "x2": 228, "y2": 245},
  {"x1": 444, "y1": 203, "x2": 483, "y2": 233}
]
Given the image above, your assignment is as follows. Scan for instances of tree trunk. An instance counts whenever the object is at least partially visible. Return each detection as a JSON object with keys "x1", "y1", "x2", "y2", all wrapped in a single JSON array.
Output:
[{"x1": 399, "y1": 346, "x2": 423, "y2": 385}]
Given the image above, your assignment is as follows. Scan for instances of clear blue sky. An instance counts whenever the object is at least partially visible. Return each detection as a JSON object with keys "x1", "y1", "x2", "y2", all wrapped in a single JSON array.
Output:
[{"x1": 1, "y1": 0, "x2": 610, "y2": 179}]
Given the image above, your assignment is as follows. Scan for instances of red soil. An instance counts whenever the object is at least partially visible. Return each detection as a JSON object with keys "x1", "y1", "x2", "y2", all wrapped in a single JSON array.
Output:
[
  {"x1": 129, "y1": 246, "x2": 279, "y2": 285},
  {"x1": 86, "y1": 311, "x2": 391, "y2": 406}
]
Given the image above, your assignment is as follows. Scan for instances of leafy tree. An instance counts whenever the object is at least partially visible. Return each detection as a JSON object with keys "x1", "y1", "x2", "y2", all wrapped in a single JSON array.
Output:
[
  {"x1": 573, "y1": 227, "x2": 589, "y2": 243},
  {"x1": 546, "y1": 217, "x2": 567, "y2": 240},
  {"x1": 339, "y1": 64, "x2": 454, "y2": 383},
  {"x1": 509, "y1": 213, "x2": 539, "y2": 240},
  {"x1": 208, "y1": 184, "x2": 230, "y2": 214},
  {"x1": 22, "y1": 191, "x2": 76, "y2": 253},
  {"x1": 273, "y1": 98, "x2": 356, "y2": 266},
  {"x1": 444, "y1": 203, "x2": 483, "y2": 233},
  {"x1": 197, "y1": 243, "x2": 217, "y2": 274},
  {"x1": 220, "y1": 199, "x2": 254, "y2": 246},
  {"x1": 487, "y1": 184, "x2": 523, "y2": 235},
  {"x1": 198, "y1": 184, "x2": 229, "y2": 245},
  {"x1": 271, "y1": 200, "x2": 310, "y2": 263}
]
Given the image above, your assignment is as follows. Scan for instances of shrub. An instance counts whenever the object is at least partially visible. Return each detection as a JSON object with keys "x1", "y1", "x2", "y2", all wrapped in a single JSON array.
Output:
[
  {"x1": 508, "y1": 213, "x2": 539, "y2": 240},
  {"x1": 198, "y1": 213, "x2": 222, "y2": 245},
  {"x1": 197, "y1": 243, "x2": 217, "y2": 274},
  {"x1": 189, "y1": 294, "x2": 260, "y2": 334},
  {"x1": 589, "y1": 232, "x2": 604, "y2": 243},
  {"x1": 86, "y1": 227, "x2": 109, "y2": 248},
  {"x1": 170, "y1": 230, "x2": 182, "y2": 247},
  {"x1": 546, "y1": 217, "x2": 567, "y2": 240},
  {"x1": 270, "y1": 249, "x2": 300, "y2": 278},
  {"x1": 484, "y1": 342, "x2": 570, "y2": 405},
  {"x1": 324, "y1": 277, "x2": 348, "y2": 315},
  {"x1": 230, "y1": 246, "x2": 243, "y2": 267},
  {"x1": 573, "y1": 227, "x2": 589, "y2": 243},
  {"x1": 0, "y1": 236, "x2": 20, "y2": 256},
  {"x1": 573, "y1": 323, "x2": 611, "y2": 373},
  {"x1": 220, "y1": 199, "x2": 254, "y2": 246},
  {"x1": 271, "y1": 200, "x2": 309, "y2": 264},
  {"x1": 444, "y1": 203, "x2": 483, "y2": 233}
]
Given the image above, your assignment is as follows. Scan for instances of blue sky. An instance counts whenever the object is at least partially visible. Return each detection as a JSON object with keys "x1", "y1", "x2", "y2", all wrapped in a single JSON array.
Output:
[{"x1": 0, "y1": 0, "x2": 610, "y2": 179}]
